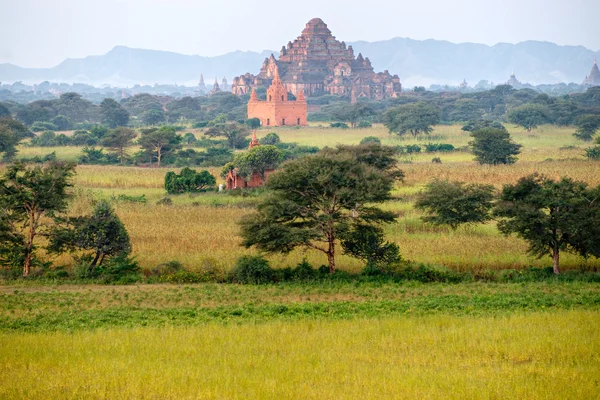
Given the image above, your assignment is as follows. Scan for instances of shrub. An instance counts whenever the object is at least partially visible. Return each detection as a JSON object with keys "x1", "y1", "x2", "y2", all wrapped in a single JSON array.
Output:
[
  {"x1": 229, "y1": 255, "x2": 274, "y2": 284},
  {"x1": 360, "y1": 136, "x2": 381, "y2": 145},
  {"x1": 424, "y1": 143, "x2": 455, "y2": 152},
  {"x1": 432, "y1": 157, "x2": 442, "y2": 163},
  {"x1": 95, "y1": 254, "x2": 141, "y2": 284},
  {"x1": 165, "y1": 168, "x2": 216, "y2": 194},
  {"x1": 330, "y1": 122, "x2": 349, "y2": 129},
  {"x1": 31, "y1": 122, "x2": 58, "y2": 132},
  {"x1": 261, "y1": 132, "x2": 280, "y2": 145},
  {"x1": 291, "y1": 259, "x2": 317, "y2": 281},
  {"x1": 585, "y1": 146, "x2": 600, "y2": 160},
  {"x1": 405, "y1": 144, "x2": 421, "y2": 154},
  {"x1": 357, "y1": 120, "x2": 372, "y2": 128},
  {"x1": 156, "y1": 197, "x2": 173, "y2": 206}
]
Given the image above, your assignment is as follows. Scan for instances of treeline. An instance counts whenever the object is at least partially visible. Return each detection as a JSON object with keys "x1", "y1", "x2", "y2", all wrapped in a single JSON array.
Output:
[{"x1": 309, "y1": 85, "x2": 600, "y2": 127}]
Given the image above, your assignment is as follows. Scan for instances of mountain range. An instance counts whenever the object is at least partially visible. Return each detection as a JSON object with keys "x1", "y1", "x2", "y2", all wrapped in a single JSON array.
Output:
[{"x1": 1, "y1": 38, "x2": 598, "y2": 88}]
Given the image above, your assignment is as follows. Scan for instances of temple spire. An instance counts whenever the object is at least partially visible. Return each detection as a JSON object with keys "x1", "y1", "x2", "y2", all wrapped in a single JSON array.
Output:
[
  {"x1": 296, "y1": 89, "x2": 305, "y2": 101},
  {"x1": 249, "y1": 130, "x2": 260, "y2": 149},
  {"x1": 250, "y1": 88, "x2": 258, "y2": 101}
]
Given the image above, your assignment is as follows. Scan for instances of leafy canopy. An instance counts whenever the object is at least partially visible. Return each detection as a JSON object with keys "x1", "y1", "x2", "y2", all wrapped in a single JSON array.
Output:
[
  {"x1": 415, "y1": 179, "x2": 495, "y2": 230},
  {"x1": 494, "y1": 174, "x2": 600, "y2": 274},
  {"x1": 469, "y1": 128, "x2": 522, "y2": 165},
  {"x1": 383, "y1": 102, "x2": 440, "y2": 137},
  {"x1": 239, "y1": 144, "x2": 402, "y2": 273}
]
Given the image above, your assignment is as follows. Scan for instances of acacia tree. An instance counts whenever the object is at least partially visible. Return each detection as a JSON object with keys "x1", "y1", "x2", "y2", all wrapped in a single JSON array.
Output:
[
  {"x1": 507, "y1": 104, "x2": 549, "y2": 131},
  {"x1": 204, "y1": 123, "x2": 250, "y2": 149},
  {"x1": 573, "y1": 114, "x2": 600, "y2": 142},
  {"x1": 469, "y1": 128, "x2": 522, "y2": 165},
  {"x1": 494, "y1": 174, "x2": 600, "y2": 274},
  {"x1": 239, "y1": 144, "x2": 401, "y2": 273},
  {"x1": 332, "y1": 102, "x2": 376, "y2": 128},
  {"x1": 138, "y1": 126, "x2": 181, "y2": 166},
  {"x1": 101, "y1": 127, "x2": 137, "y2": 164},
  {"x1": 383, "y1": 102, "x2": 440, "y2": 137},
  {"x1": 415, "y1": 179, "x2": 495, "y2": 230},
  {"x1": 0, "y1": 162, "x2": 75, "y2": 276}
]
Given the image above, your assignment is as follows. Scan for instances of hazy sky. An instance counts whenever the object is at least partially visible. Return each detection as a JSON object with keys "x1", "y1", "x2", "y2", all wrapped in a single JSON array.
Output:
[{"x1": 1, "y1": 0, "x2": 598, "y2": 68}]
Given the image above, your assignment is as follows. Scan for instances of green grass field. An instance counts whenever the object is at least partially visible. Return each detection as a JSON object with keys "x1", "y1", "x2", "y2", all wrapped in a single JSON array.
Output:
[{"x1": 0, "y1": 281, "x2": 599, "y2": 399}]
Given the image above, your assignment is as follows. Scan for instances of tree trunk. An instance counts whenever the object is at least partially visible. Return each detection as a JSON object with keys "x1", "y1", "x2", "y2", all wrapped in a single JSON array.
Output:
[
  {"x1": 327, "y1": 236, "x2": 335, "y2": 274},
  {"x1": 552, "y1": 247, "x2": 560, "y2": 274},
  {"x1": 157, "y1": 147, "x2": 162, "y2": 167},
  {"x1": 23, "y1": 210, "x2": 36, "y2": 277},
  {"x1": 88, "y1": 251, "x2": 101, "y2": 274}
]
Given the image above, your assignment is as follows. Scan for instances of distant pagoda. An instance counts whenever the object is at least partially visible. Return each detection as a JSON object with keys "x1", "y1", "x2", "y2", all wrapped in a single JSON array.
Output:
[
  {"x1": 209, "y1": 78, "x2": 221, "y2": 96},
  {"x1": 582, "y1": 59, "x2": 600, "y2": 86},
  {"x1": 506, "y1": 72, "x2": 522, "y2": 87},
  {"x1": 232, "y1": 18, "x2": 401, "y2": 101}
]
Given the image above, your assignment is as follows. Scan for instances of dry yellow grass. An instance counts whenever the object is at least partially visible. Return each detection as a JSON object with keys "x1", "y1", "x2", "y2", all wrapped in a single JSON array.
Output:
[
  {"x1": 0, "y1": 310, "x2": 598, "y2": 399},
  {"x1": 7, "y1": 124, "x2": 600, "y2": 272}
]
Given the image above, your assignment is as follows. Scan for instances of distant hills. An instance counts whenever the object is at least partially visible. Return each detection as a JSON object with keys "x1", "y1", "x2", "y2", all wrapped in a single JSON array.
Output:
[{"x1": 1, "y1": 39, "x2": 598, "y2": 87}]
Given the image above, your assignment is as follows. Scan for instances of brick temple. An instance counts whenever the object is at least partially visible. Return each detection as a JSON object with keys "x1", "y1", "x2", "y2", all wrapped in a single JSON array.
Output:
[
  {"x1": 225, "y1": 131, "x2": 275, "y2": 189},
  {"x1": 247, "y1": 66, "x2": 307, "y2": 127},
  {"x1": 232, "y1": 18, "x2": 401, "y2": 102}
]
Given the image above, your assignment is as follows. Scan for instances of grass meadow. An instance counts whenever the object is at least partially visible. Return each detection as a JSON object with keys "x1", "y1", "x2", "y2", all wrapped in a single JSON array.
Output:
[
  {"x1": 3, "y1": 123, "x2": 600, "y2": 399},
  {"x1": 16, "y1": 123, "x2": 599, "y2": 272},
  {"x1": 1, "y1": 309, "x2": 598, "y2": 399}
]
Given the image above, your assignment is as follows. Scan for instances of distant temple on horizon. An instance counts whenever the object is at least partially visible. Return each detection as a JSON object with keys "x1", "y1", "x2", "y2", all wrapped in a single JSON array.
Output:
[
  {"x1": 231, "y1": 18, "x2": 401, "y2": 102},
  {"x1": 247, "y1": 66, "x2": 307, "y2": 127},
  {"x1": 582, "y1": 59, "x2": 600, "y2": 86},
  {"x1": 506, "y1": 72, "x2": 522, "y2": 87}
]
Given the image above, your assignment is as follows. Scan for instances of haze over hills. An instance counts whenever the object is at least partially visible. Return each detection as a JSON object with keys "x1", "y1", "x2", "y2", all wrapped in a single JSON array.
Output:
[{"x1": 1, "y1": 38, "x2": 598, "y2": 88}]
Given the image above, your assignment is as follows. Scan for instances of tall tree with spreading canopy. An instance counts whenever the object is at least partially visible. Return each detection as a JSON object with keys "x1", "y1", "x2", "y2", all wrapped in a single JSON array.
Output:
[
  {"x1": 0, "y1": 162, "x2": 75, "y2": 276},
  {"x1": 100, "y1": 98, "x2": 130, "y2": 128},
  {"x1": 494, "y1": 174, "x2": 600, "y2": 274},
  {"x1": 239, "y1": 144, "x2": 402, "y2": 273},
  {"x1": 101, "y1": 127, "x2": 137, "y2": 164},
  {"x1": 204, "y1": 123, "x2": 250, "y2": 149},
  {"x1": 507, "y1": 104, "x2": 549, "y2": 131},
  {"x1": 138, "y1": 126, "x2": 181, "y2": 166},
  {"x1": 573, "y1": 114, "x2": 600, "y2": 142},
  {"x1": 383, "y1": 102, "x2": 440, "y2": 137},
  {"x1": 415, "y1": 179, "x2": 495, "y2": 230}
]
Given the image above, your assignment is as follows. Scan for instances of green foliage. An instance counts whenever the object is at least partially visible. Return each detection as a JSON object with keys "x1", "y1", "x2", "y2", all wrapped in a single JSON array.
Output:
[
  {"x1": 423, "y1": 143, "x2": 455, "y2": 152},
  {"x1": 494, "y1": 174, "x2": 600, "y2": 274},
  {"x1": 469, "y1": 128, "x2": 522, "y2": 165},
  {"x1": 573, "y1": 114, "x2": 600, "y2": 141},
  {"x1": 461, "y1": 120, "x2": 507, "y2": 132},
  {"x1": 0, "y1": 118, "x2": 30, "y2": 160},
  {"x1": 50, "y1": 200, "x2": 131, "y2": 276},
  {"x1": 101, "y1": 127, "x2": 137, "y2": 164},
  {"x1": 0, "y1": 162, "x2": 75, "y2": 276},
  {"x1": 584, "y1": 145, "x2": 600, "y2": 160},
  {"x1": 415, "y1": 179, "x2": 495, "y2": 230},
  {"x1": 331, "y1": 102, "x2": 376, "y2": 128},
  {"x1": 329, "y1": 122, "x2": 349, "y2": 129},
  {"x1": 141, "y1": 108, "x2": 166, "y2": 125},
  {"x1": 260, "y1": 132, "x2": 280, "y2": 145},
  {"x1": 340, "y1": 224, "x2": 401, "y2": 272},
  {"x1": 164, "y1": 168, "x2": 216, "y2": 194},
  {"x1": 508, "y1": 104, "x2": 550, "y2": 131},
  {"x1": 72, "y1": 130, "x2": 98, "y2": 146},
  {"x1": 204, "y1": 123, "x2": 250, "y2": 149},
  {"x1": 359, "y1": 136, "x2": 381, "y2": 145},
  {"x1": 78, "y1": 147, "x2": 118, "y2": 165},
  {"x1": 138, "y1": 126, "x2": 182, "y2": 166},
  {"x1": 229, "y1": 255, "x2": 273, "y2": 284},
  {"x1": 246, "y1": 118, "x2": 261, "y2": 129},
  {"x1": 100, "y1": 98, "x2": 130, "y2": 128},
  {"x1": 182, "y1": 132, "x2": 197, "y2": 145},
  {"x1": 383, "y1": 102, "x2": 440, "y2": 137},
  {"x1": 357, "y1": 120, "x2": 372, "y2": 128},
  {"x1": 240, "y1": 145, "x2": 401, "y2": 273},
  {"x1": 95, "y1": 254, "x2": 141, "y2": 284},
  {"x1": 233, "y1": 145, "x2": 283, "y2": 181},
  {"x1": 50, "y1": 115, "x2": 72, "y2": 131},
  {"x1": 31, "y1": 121, "x2": 58, "y2": 132}
]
